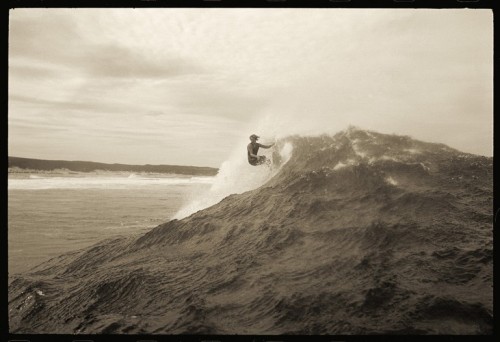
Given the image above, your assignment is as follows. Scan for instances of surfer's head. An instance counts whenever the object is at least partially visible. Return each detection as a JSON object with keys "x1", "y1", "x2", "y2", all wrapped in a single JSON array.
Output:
[{"x1": 249, "y1": 134, "x2": 259, "y2": 142}]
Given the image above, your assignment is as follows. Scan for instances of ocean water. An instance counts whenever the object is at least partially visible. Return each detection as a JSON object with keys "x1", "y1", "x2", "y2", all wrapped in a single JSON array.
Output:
[
  {"x1": 8, "y1": 130, "x2": 493, "y2": 334},
  {"x1": 8, "y1": 172, "x2": 213, "y2": 275}
]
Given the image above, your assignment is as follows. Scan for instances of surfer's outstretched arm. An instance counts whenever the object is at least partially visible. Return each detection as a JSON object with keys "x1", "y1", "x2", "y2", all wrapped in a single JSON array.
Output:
[{"x1": 260, "y1": 143, "x2": 275, "y2": 149}]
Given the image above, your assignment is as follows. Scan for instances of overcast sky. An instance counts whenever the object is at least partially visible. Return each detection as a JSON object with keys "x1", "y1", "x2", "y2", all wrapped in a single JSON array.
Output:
[{"x1": 8, "y1": 9, "x2": 493, "y2": 167}]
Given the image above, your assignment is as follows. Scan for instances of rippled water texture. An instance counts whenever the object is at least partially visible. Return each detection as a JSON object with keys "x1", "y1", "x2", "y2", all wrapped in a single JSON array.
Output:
[
  {"x1": 8, "y1": 173, "x2": 213, "y2": 274},
  {"x1": 8, "y1": 129, "x2": 493, "y2": 335}
]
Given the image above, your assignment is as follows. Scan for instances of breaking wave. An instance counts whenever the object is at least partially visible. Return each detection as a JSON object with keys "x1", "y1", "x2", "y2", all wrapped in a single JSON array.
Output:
[{"x1": 173, "y1": 141, "x2": 293, "y2": 219}]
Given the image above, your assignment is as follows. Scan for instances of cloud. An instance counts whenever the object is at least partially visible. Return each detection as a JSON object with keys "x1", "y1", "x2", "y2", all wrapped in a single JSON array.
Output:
[
  {"x1": 9, "y1": 121, "x2": 69, "y2": 134},
  {"x1": 9, "y1": 94, "x2": 136, "y2": 115},
  {"x1": 161, "y1": 79, "x2": 272, "y2": 122},
  {"x1": 9, "y1": 10, "x2": 81, "y2": 60},
  {"x1": 8, "y1": 64, "x2": 60, "y2": 79},
  {"x1": 76, "y1": 43, "x2": 205, "y2": 80},
  {"x1": 9, "y1": 10, "x2": 206, "y2": 81}
]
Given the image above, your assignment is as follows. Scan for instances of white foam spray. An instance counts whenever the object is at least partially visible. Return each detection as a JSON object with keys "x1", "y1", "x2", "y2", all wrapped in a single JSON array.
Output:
[{"x1": 173, "y1": 140, "x2": 293, "y2": 219}]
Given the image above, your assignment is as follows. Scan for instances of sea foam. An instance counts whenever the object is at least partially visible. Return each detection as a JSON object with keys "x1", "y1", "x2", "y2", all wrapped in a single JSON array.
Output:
[
  {"x1": 174, "y1": 141, "x2": 293, "y2": 219},
  {"x1": 8, "y1": 173, "x2": 214, "y2": 190}
]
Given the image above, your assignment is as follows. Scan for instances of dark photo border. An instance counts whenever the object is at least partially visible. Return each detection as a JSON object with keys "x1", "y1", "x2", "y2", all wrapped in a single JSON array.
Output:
[{"x1": 2, "y1": 1, "x2": 496, "y2": 342}]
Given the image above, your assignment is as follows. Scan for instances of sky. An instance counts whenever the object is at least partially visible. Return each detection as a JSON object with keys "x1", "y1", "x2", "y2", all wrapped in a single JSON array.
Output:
[{"x1": 8, "y1": 9, "x2": 493, "y2": 168}]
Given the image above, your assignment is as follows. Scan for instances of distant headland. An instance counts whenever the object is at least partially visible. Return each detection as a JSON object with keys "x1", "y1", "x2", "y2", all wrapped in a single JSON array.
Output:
[{"x1": 8, "y1": 156, "x2": 218, "y2": 176}]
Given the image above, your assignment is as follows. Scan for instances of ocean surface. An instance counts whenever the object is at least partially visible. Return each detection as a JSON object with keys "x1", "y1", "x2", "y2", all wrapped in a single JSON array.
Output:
[
  {"x1": 8, "y1": 129, "x2": 493, "y2": 335},
  {"x1": 8, "y1": 172, "x2": 213, "y2": 275}
]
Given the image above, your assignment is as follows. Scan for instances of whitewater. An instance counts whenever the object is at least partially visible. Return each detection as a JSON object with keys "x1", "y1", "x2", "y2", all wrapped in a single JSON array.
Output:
[
  {"x1": 8, "y1": 128, "x2": 493, "y2": 335},
  {"x1": 8, "y1": 172, "x2": 214, "y2": 190},
  {"x1": 174, "y1": 140, "x2": 293, "y2": 219}
]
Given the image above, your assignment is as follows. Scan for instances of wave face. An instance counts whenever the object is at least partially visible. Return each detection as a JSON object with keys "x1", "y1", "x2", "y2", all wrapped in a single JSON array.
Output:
[{"x1": 8, "y1": 128, "x2": 493, "y2": 334}]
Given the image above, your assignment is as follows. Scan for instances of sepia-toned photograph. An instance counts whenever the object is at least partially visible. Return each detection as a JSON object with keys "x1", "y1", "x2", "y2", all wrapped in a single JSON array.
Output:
[{"x1": 8, "y1": 8, "x2": 493, "y2": 335}]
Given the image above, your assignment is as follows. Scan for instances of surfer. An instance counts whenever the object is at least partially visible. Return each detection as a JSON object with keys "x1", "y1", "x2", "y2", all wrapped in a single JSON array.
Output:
[{"x1": 247, "y1": 134, "x2": 274, "y2": 166}]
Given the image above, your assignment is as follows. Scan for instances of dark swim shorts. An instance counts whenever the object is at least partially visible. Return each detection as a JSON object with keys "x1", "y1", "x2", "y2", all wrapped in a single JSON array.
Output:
[{"x1": 249, "y1": 155, "x2": 267, "y2": 166}]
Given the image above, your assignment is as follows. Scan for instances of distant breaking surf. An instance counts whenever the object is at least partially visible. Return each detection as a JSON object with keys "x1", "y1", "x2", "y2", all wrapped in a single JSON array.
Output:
[{"x1": 8, "y1": 173, "x2": 215, "y2": 190}]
